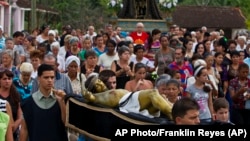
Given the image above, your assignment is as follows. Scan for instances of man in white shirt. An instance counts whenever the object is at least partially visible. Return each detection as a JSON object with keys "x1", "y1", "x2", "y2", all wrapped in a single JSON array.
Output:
[
  {"x1": 13, "y1": 31, "x2": 25, "y2": 65},
  {"x1": 236, "y1": 35, "x2": 247, "y2": 51},
  {"x1": 58, "y1": 34, "x2": 73, "y2": 60},
  {"x1": 84, "y1": 26, "x2": 97, "y2": 44}
]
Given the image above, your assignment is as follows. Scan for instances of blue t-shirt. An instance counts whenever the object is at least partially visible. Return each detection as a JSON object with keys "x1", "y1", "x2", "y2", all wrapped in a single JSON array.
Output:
[
  {"x1": 0, "y1": 36, "x2": 5, "y2": 50},
  {"x1": 93, "y1": 47, "x2": 107, "y2": 57},
  {"x1": 243, "y1": 57, "x2": 250, "y2": 79}
]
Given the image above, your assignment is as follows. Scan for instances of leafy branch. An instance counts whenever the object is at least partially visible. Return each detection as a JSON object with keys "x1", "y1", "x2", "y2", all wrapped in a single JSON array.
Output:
[{"x1": 159, "y1": 0, "x2": 178, "y2": 13}]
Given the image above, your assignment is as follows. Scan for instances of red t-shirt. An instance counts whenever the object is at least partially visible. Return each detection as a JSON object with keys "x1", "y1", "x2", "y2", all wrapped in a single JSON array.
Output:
[{"x1": 129, "y1": 31, "x2": 148, "y2": 45}]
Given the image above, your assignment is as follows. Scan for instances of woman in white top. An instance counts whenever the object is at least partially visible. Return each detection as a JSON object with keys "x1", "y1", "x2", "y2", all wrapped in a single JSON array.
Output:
[
  {"x1": 36, "y1": 24, "x2": 50, "y2": 44},
  {"x1": 98, "y1": 39, "x2": 119, "y2": 70},
  {"x1": 65, "y1": 56, "x2": 84, "y2": 95},
  {"x1": 29, "y1": 50, "x2": 42, "y2": 79},
  {"x1": 51, "y1": 42, "x2": 65, "y2": 73}
]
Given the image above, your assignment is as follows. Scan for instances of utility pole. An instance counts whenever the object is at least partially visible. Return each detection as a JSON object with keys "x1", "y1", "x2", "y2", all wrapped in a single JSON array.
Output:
[{"x1": 31, "y1": 0, "x2": 37, "y2": 30}]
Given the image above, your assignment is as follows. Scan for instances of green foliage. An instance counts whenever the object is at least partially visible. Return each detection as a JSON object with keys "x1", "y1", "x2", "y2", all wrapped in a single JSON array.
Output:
[
  {"x1": 48, "y1": 0, "x2": 250, "y2": 30},
  {"x1": 51, "y1": 0, "x2": 109, "y2": 31},
  {"x1": 159, "y1": 0, "x2": 175, "y2": 12},
  {"x1": 246, "y1": 20, "x2": 250, "y2": 30},
  {"x1": 89, "y1": 0, "x2": 104, "y2": 8},
  {"x1": 103, "y1": 0, "x2": 123, "y2": 16},
  {"x1": 55, "y1": 22, "x2": 62, "y2": 33}
]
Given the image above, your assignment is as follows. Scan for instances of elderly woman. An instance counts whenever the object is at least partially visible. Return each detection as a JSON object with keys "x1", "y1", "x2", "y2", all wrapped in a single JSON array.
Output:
[
  {"x1": 65, "y1": 36, "x2": 80, "y2": 59},
  {"x1": 58, "y1": 34, "x2": 73, "y2": 60},
  {"x1": 13, "y1": 62, "x2": 34, "y2": 102},
  {"x1": 44, "y1": 30, "x2": 57, "y2": 52},
  {"x1": 155, "y1": 74, "x2": 171, "y2": 99},
  {"x1": 0, "y1": 49, "x2": 19, "y2": 78},
  {"x1": 65, "y1": 55, "x2": 85, "y2": 95},
  {"x1": 51, "y1": 41, "x2": 65, "y2": 73},
  {"x1": 81, "y1": 50, "x2": 103, "y2": 78}
]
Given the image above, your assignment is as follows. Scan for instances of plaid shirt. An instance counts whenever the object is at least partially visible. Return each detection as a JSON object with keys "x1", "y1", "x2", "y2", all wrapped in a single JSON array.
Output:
[
  {"x1": 168, "y1": 61, "x2": 193, "y2": 96},
  {"x1": 229, "y1": 77, "x2": 250, "y2": 109}
]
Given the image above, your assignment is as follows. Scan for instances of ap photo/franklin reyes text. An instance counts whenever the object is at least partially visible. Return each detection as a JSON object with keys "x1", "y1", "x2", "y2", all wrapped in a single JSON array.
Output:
[{"x1": 114, "y1": 128, "x2": 247, "y2": 139}]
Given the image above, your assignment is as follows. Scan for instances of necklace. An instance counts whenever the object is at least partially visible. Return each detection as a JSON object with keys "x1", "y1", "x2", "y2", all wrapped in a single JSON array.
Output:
[{"x1": 18, "y1": 78, "x2": 32, "y2": 90}]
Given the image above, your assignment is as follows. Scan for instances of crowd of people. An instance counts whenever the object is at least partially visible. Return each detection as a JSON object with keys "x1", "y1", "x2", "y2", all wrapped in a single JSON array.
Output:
[{"x1": 0, "y1": 21, "x2": 249, "y2": 140}]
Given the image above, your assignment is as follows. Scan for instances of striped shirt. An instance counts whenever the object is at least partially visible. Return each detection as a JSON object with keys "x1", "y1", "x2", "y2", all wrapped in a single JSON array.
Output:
[{"x1": 0, "y1": 99, "x2": 7, "y2": 113}]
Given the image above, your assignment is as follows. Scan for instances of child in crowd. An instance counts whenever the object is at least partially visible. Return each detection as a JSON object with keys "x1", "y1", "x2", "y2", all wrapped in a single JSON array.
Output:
[
  {"x1": 78, "y1": 37, "x2": 93, "y2": 66},
  {"x1": 213, "y1": 98, "x2": 234, "y2": 125},
  {"x1": 169, "y1": 70, "x2": 181, "y2": 82},
  {"x1": 4, "y1": 37, "x2": 14, "y2": 50},
  {"x1": 185, "y1": 65, "x2": 214, "y2": 124},
  {"x1": 169, "y1": 70, "x2": 184, "y2": 96}
]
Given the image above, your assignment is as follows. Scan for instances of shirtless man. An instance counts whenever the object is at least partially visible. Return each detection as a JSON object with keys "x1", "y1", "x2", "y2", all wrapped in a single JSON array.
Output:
[{"x1": 82, "y1": 75, "x2": 172, "y2": 119}]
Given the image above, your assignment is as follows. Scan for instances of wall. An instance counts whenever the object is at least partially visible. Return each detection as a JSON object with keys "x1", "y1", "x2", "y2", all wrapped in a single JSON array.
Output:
[{"x1": 116, "y1": 19, "x2": 168, "y2": 32}]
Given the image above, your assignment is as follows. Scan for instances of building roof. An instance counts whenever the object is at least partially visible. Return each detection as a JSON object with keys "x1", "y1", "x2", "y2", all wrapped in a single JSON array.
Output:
[
  {"x1": 16, "y1": 0, "x2": 58, "y2": 14},
  {"x1": 172, "y1": 6, "x2": 246, "y2": 28}
]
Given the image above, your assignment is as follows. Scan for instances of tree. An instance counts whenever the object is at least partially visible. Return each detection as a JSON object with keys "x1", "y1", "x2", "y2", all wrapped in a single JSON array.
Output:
[{"x1": 52, "y1": 0, "x2": 109, "y2": 32}]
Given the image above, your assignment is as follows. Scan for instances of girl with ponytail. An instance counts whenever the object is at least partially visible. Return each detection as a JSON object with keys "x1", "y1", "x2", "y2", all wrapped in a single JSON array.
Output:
[{"x1": 185, "y1": 65, "x2": 214, "y2": 124}]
